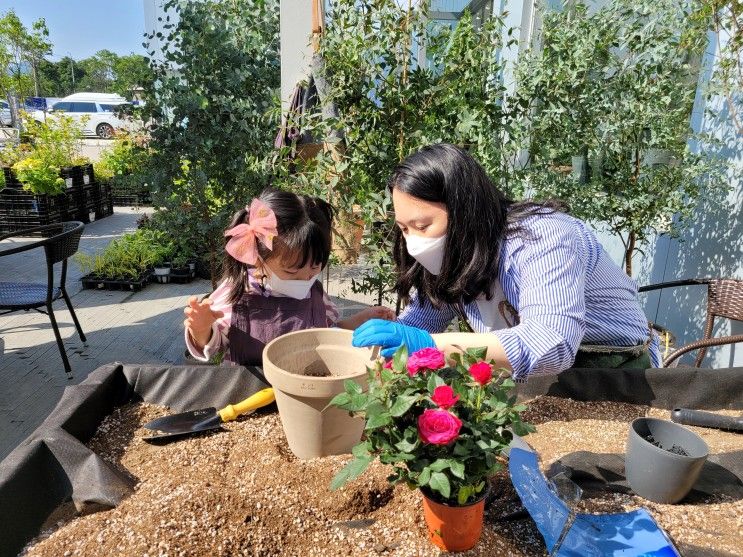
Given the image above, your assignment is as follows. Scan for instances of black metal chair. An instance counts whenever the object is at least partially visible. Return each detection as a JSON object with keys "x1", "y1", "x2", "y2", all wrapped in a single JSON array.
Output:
[{"x1": 0, "y1": 222, "x2": 86, "y2": 377}]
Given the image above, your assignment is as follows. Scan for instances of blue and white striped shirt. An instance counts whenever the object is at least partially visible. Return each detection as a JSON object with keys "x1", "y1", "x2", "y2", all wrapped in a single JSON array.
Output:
[{"x1": 398, "y1": 211, "x2": 661, "y2": 379}]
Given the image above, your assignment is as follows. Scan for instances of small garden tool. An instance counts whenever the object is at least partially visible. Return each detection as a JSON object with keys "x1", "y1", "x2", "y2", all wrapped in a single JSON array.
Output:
[
  {"x1": 671, "y1": 408, "x2": 743, "y2": 432},
  {"x1": 143, "y1": 388, "x2": 275, "y2": 442}
]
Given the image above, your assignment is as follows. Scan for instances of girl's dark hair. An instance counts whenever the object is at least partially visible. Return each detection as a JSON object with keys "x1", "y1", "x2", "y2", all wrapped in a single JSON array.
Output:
[
  {"x1": 390, "y1": 143, "x2": 565, "y2": 307},
  {"x1": 223, "y1": 188, "x2": 334, "y2": 303}
]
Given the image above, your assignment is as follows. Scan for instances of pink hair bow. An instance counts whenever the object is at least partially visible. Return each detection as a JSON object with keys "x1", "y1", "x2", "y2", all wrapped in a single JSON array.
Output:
[{"x1": 224, "y1": 198, "x2": 278, "y2": 265}]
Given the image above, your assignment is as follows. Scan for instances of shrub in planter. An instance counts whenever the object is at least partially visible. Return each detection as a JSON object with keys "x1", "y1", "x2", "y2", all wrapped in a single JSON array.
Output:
[
  {"x1": 75, "y1": 229, "x2": 173, "y2": 286},
  {"x1": 330, "y1": 346, "x2": 534, "y2": 552},
  {"x1": 12, "y1": 156, "x2": 65, "y2": 195}
]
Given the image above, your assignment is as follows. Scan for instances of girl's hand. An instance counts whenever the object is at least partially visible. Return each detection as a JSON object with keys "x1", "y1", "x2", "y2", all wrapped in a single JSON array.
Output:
[
  {"x1": 338, "y1": 306, "x2": 396, "y2": 330},
  {"x1": 183, "y1": 296, "x2": 224, "y2": 348}
]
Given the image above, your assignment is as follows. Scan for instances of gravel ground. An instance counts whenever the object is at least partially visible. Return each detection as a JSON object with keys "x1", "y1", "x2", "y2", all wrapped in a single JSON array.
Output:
[{"x1": 21, "y1": 397, "x2": 743, "y2": 557}]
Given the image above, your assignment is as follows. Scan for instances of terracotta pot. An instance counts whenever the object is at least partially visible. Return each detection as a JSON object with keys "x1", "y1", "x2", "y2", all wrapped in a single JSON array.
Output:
[
  {"x1": 421, "y1": 488, "x2": 487, "y2": 552},
  {"x1": 262, "y1": 328, "x2": 374, "y2": 459}
]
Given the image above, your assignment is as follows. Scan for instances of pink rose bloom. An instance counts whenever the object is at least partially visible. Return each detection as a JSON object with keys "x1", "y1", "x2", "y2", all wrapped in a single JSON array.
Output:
[
  {"x1": 469, "y1": 361, "x2": 493, "y2": 386},
  {"x1": 407, "y1": 347, "x2": 446, "y2": 376},
  {"x1": 431, "y1": 385, "x2": 459, "y2": 410},
  {"x1": 383, "y1": 359, "x2": 393, "y2": 369},
  {"x1": 418, "y1": 409, "x2": 462, "y2": 445}
]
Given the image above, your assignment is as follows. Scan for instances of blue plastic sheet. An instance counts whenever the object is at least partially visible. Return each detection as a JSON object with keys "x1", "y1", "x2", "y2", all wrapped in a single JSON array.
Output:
[{"x1": 509, "y1": 448, "x2": 681, "y2": 556}]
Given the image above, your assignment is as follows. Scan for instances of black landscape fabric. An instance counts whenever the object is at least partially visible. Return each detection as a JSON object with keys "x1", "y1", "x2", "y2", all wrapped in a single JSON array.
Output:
[{"x1": 1, "y1": 363, "x2": 741, "y2": 557}]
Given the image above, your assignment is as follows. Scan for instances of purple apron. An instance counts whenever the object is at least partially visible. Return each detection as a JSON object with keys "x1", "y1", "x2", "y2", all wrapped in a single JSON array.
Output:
[{"x1": 227, "y1": 281, "x2": 328, "y2": 366}]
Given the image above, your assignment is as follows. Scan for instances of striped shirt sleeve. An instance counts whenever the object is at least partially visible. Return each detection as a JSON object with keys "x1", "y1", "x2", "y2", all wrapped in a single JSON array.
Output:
[
  {"x1": 493, "y1": 219, "x2": 587, "y2": 379},
  {"x1": 398, "y1": 292, "x2": 456, "y2": 333}
]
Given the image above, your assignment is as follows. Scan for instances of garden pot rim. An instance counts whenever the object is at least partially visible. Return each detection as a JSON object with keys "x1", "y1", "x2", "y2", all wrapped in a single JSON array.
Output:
[
  {"x1": 263, "y1": 328, "x2": 371, "y2": 384},
  {"x1": 420, "y1": 483, "x2": 491, "y2": 508},
  {"x1": 629, "y1": 417, "x2": 709, "y2": 460},
  {"x1": 263, "y1": 328, "x2": 372, "y2": 398}
]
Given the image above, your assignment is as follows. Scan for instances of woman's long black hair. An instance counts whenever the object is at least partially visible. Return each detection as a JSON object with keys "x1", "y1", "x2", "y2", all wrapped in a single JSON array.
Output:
[
  {"x1": 390, "y1": 143, "x2": 565, "y2": 307},
  {"x1": 223, "y1": 188, "x2": 333, "y2": 304}
]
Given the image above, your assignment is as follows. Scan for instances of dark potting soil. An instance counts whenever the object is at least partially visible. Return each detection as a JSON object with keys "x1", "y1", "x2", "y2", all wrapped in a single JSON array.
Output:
[{"x1": 644, "y1": 434, "x2": 689, "y2": 456}]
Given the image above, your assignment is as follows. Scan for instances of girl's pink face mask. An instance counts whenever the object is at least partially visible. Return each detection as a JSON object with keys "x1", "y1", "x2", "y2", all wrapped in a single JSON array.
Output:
[{"x1": 224, "y1": 198, "x2": 278, "y2": 265}]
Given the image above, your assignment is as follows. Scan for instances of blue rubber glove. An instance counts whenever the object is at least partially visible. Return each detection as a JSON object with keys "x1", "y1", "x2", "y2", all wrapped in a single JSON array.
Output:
[{"x1": 352, "y1": 319, "x2": 435, "y2": 358}]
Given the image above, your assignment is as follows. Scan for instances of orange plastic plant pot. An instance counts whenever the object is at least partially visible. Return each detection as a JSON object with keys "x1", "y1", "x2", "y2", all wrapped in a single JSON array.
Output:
[{"x1": 421, "y1": 490, "x2": 487, "y2": 552}]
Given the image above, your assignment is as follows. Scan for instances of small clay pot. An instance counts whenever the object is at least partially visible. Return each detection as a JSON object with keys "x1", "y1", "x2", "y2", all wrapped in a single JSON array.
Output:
[
  {"x1": 263, "y1": 328, "x2": 373, "y2": 460},
  {"x1": 625, "y1": 417, "x2": 708, "y2": 504},
  {"x1": 421, "y1": 487, "x2": 488, "y2": 552}
]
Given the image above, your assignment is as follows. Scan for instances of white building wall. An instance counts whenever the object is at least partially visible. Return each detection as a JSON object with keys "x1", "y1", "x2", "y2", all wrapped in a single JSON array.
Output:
[
  {"x1": 143, "y1": 0, "x2": 179, "y2": 63},
  {"x1": 280, "y1": 0, "x2": 314, "y2": 111}
]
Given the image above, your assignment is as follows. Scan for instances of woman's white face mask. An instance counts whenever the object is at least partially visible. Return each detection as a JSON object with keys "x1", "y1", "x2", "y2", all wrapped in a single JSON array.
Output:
[
  {"x1": 266, "y1": 269, "x2": 319, "y2": 299},
  {"x1": 404, "y1": 233, "x2": 447, "y2": 276}
]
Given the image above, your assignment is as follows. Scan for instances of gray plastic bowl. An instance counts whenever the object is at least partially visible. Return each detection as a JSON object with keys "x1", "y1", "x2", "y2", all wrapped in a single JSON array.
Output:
[{"x1": 625, "y1": 417, "x2": 709, "y2": 504}]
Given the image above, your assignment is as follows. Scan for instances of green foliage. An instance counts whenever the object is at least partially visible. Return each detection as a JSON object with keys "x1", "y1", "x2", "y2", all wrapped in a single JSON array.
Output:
[
  {"x1": 74, "y1": 229, "x2": 173, "y2": 280},
  {"x1": 0, "y1": 10, "x2": 51, "y2": 100},
  {"x1": 274, "y1": 1, "x2": 521, "y2": 303},
  {"x1": 140, "y1": 0, "x2": 280, "y2": 286},
  {"x1": 95, "y1": 132, "x2": 152, "y2": 200},
  {"x1": 692, "y1": 1, "x2": 742, "y2": 137},
  {"x1": 21, "y1": 112, "x2": 85, "y2": 168},
  {"x1": 511, "y1": 0, "x2": 729, "y2": 275},
  {"x1": 12, "y1": 155, "x2": 64, "y2": 195},
  {"x1": 330, "y1": 347, "x2": 533, "y2": 505},
  {"x1": 9, "y1": 112, "x2": 86, "y2": 194}
]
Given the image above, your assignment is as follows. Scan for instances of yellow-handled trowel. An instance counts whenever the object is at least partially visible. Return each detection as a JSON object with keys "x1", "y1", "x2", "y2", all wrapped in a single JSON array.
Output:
[{"x1": 143, "y1": 388, "x2": 275, "y2": 442}]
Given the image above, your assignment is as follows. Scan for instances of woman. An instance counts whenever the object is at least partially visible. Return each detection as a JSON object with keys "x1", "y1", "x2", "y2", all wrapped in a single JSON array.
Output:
[{"x1": 352, "y1": 144, "x2": 660, "y2": 379}]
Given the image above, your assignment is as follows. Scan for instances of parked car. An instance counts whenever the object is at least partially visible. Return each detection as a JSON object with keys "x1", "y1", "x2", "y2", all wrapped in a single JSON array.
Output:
[
  {"x1": 0, "y1": 100, "x2": 11, "y2": 127},
  {"x1": 31, "y1": 93, "x2": 137, "y2": 139}
]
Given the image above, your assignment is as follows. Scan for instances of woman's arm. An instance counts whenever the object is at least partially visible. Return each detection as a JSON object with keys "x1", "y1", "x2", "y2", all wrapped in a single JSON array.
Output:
[
  {"x1": 432, "y1": 332, "x2": 513, "y2": 372},
  {"x1": 493, "y1": 225, "x2": 586, "y2": 379}
]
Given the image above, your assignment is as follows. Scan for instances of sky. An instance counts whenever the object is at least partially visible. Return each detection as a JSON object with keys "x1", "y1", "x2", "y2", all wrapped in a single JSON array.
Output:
[{"x1": 0, "y1": 0, "x2": 147, "y2": 61}]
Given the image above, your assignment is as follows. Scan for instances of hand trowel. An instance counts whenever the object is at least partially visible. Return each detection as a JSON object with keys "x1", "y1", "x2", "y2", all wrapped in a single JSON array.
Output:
[{"x1": 143, "y1": 387, "x2": 275, "y2": 442}]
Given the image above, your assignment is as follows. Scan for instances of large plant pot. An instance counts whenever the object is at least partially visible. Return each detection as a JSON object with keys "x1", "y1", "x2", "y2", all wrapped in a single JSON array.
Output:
[
  {"x1": 421, "y1": 487, "x2": 487, "y2": 552},
  {"x1": 625, "y1": 417, "x2": 708, "y2": 504},
  {"x1": 262, "y1": 328, "x2": 373, "y2": 459}
]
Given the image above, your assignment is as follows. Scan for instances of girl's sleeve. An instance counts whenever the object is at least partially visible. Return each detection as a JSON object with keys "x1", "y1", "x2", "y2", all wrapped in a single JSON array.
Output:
[
  {"x1": 184, "y1": 280, "x2": 233, "y2": 362},
  {"x1": 398, "y1": 292, "x2": 455, "y2": 333},
  {"x1": 322, "y1": 289, "x2": 340, "y2": 326},
  {"x1": 492, "y1": 219, "x2": 586, "y2": 379}
]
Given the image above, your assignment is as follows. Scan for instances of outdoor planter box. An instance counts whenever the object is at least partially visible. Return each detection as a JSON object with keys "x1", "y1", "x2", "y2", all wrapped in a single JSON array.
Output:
[
  {"x1": 0, "y1": 187, "x2": 70, "y2": 236},
  {"x1": 93, "y1": 182, "x2": 114, "y2": 220},
  {"x1": 1, "y1": 167, "x2": 22, "y2": 189},
  {"x1": 1, "y1": 365, "x2": 741, "y2": 557},
  {"x1": 0, "y1": 364, "x2": 269, "y2": 557},
  {"x1": 109, "y1": 178, "x2": 151, "y2": 207},
  {"x1": 80, "y1": 271, "x2": 152, "y2": 292},
  {"x1": 168, "y1": 265, "x2": 193, "y2": 284}
]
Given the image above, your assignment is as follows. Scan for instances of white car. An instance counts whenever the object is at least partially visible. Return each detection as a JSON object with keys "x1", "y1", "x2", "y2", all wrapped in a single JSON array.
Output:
[{"x1": 32, "y1": 93, "x2": 136, "y2": 139}]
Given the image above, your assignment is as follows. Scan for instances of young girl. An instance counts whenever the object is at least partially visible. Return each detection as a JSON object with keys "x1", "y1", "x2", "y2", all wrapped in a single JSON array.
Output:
[{"x1": 184, "y1": 189, "x2": 394, "y2": 366}]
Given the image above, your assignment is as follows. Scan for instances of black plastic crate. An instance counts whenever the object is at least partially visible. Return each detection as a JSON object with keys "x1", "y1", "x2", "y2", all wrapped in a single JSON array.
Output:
[
  {"x1": 93, "y1": 182, "x2": 114, "y2": 220},
  {"x1": 82, "y1": 163, "x2": 95, "y2": 185},
  {"x1": 80, "y1": 271, "x2": 151, "y2": 292},
  {"x1": 1, "y1": 167, "x2": 22, "y2": 189},
  {"x1": 0, "y1": 188, "x2": 66, "y2": 235}
]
